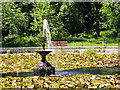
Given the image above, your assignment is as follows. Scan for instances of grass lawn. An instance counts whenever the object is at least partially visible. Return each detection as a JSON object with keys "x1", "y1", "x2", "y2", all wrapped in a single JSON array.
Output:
[
  {"x1": 67, "y1": 38, "x2": 118, "y2": 46},
  {"x1": 68, "y1": 41, "x2": 118, "y2": 46}
]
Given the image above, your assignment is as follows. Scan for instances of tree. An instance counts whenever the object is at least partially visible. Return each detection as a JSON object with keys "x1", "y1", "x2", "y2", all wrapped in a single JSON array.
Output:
[
  {"x1": 30, "y1": 2, "x2": 52, "y2": 36},
  {"x1": 100, "y1": 2, "x2": 120, "y2": 38},
  {"x1": 30, "y1": 2, "x2": 66, "y2": 39},
  {"x1": 2, "y1": 2, "x2": 29, "y2": 37},
  {"x1": 55, "y1": 2, "x2": 91, "y2": 36}
]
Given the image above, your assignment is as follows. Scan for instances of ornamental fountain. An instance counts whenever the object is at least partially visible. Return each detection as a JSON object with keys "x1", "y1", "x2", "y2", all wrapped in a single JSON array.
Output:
[{"x1": 33, "y1": 19, "x2": 55, "y2": 76}]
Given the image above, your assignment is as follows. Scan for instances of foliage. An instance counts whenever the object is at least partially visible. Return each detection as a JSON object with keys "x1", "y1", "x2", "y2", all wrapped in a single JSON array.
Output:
[
  {"x1": 100, "y1": 30, "x2": 117, "y2": 38},
  {"x1": 2, "y1": 34, "x2": 42, "y2": 47},
  {"x1": 100, "y1": 2, "x2": 120, "y2": 38},
  {"x1": 30, "y1": 2, "x2": 51, "y2": 35},
  {"x1": 117, "y1": 32, "x2": 120, "y2": 38},
  {"x1": 7, "y1": 50, "x2": 10, "y2": 54},
  {"x1": 2, "y1": 34, "x2": 118, "y2": 47},
  {"x1": 2, "y1": 2, "x2": 29, "y2": 37},
  {"x1": 1, "y1": 2, "x2": 120, "y2": 47}
]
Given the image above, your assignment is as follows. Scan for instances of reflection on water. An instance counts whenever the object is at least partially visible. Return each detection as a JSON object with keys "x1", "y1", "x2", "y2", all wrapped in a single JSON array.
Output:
[{"x1": 1, "y1": 67, "x2": 120, "y2": 77}]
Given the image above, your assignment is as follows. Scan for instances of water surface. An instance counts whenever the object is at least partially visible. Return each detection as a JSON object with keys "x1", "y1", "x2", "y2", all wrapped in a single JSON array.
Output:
[{"x1": 1, "y1": 67, "x2": 120, "y2": 77}]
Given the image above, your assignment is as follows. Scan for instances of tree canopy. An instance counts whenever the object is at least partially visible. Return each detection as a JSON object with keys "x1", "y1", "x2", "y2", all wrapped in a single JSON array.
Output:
[{"x1": 1, "y1": 2, "x2": 120, "y2": 47}]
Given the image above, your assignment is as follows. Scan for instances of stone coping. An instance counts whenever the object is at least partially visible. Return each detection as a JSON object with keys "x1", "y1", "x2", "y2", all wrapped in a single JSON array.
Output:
[{"x1": 0, "y1": 46, "x2": 119, "y2": 50}]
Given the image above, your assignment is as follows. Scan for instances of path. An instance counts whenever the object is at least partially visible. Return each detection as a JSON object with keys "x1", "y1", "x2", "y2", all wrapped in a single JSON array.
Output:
[{"x1": 0, "y1": 46, "x2": 119, "y2": 55}]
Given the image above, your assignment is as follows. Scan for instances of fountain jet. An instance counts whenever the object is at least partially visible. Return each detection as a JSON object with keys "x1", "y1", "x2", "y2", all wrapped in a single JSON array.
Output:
[{"x1": 33, "y1": 19, "x2": 55, "y2": 76}]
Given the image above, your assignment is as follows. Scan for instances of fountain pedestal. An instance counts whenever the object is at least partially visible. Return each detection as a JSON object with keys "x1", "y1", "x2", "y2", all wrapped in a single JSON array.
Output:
[
  {"x1": 33, "y1": 51, "x2": 55, "y2": 76},
  {"x1": 33, "y1": 37, "x2": 55, "y2": 76}
]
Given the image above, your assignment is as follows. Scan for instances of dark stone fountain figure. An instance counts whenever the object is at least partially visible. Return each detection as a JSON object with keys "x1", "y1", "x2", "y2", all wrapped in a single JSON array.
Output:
[{"x1": 33, "y1": 37, "x2": 55, "y2": 76}]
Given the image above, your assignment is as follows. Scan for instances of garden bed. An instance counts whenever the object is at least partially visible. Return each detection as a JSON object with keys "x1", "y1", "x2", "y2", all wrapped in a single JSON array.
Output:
[
  {"x1": 0, "y1": 51, "x2": 119, "y2": 89},
  {"x1": 1, "y1": 74, "x2": 120, "y2": 89},
  {"x1": 0, "y1": 52, "x2": 119, "y2": 73}
]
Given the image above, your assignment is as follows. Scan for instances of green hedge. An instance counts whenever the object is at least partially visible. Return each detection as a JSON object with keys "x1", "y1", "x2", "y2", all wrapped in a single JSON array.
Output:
[{"x1": 2, "y1": 34, "x2": 42, "y2": 47}]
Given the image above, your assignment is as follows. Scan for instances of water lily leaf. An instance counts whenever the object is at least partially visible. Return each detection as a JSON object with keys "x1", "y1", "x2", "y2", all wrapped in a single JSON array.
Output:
[
  {"x1": 46, "y1": 81, "x2": 52, "y2": 84},
  {"x1": 59, "y1": 81, "x2": 65, "y2": 85}
]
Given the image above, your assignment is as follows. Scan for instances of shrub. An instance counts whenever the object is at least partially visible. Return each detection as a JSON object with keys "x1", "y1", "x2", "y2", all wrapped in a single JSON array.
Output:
[
  {"x1": 2, "y1": 34, "x2": 42, "y2": 47},
  {"x1": 7, "y1": 50, "x2": 11, "y2": 54},
  {"x1": 100, "y1": 31, "x2": 107, "y2": 38},
  {"x1": 100, "y1": 29, "x2": 117, "y2": 38},
  {"x1": 3, "y1": 34, "x2": 20, "y2": 47},
  {"x1": 117, "y1": 32, "x2": 120, "y2": 38}
]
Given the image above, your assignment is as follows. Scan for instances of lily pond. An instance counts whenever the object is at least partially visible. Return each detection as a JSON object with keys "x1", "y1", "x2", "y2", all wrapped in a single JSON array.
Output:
[{"x1": 0, "y1": 52, "x2": 120, "y2": 89}]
